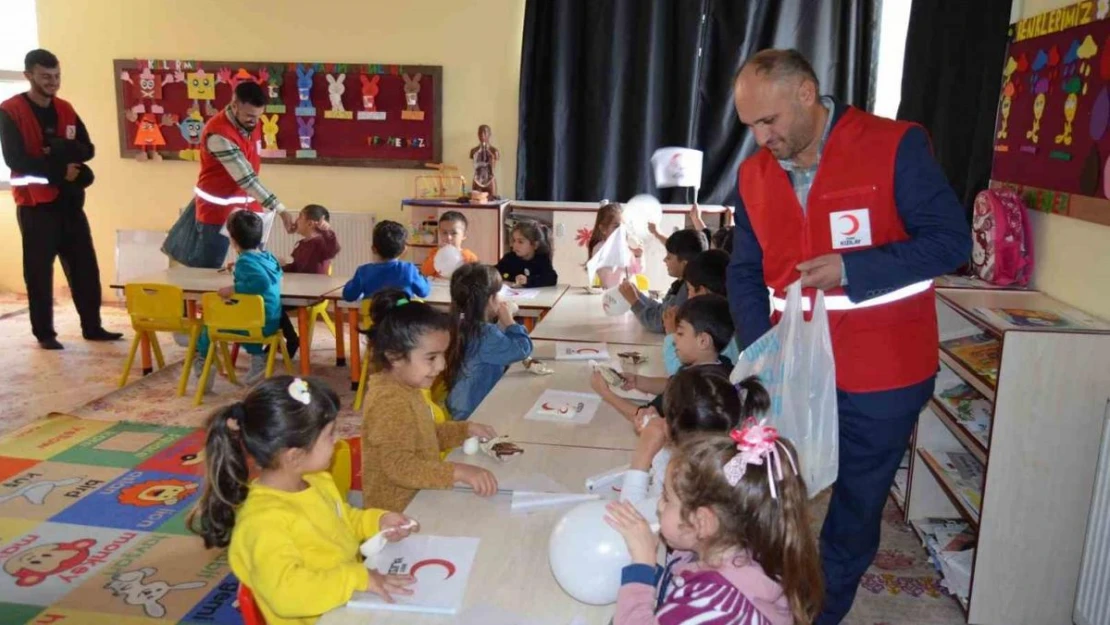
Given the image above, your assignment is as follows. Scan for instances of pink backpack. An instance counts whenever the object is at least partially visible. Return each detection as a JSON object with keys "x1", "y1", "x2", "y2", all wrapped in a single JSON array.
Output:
[{"x1": 970, "y1": 188, "x2": 1035, "y2": 286}]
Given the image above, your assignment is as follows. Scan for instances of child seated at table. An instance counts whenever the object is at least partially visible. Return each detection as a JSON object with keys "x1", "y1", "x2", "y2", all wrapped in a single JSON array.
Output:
[
  {"x1": 496, "y1": 219, "x2": 558, "y2": 287},
  {"x1": 444, "y1": 263, "x2": 535, "y2": 420},
  {"x1": 421, "y1": 211, "x2": 479, "y2": 278},
  {"x1": 342, "y1": 220, "x2": 430, "y2": 301},
  {"x1": 620, "y1": 366, "x2": 768, "y2": 502},
  {"x1": 361, "y1": 289, "x2": 500, "y2": 512},
  {"x1": 590, "y1": 294, "x2": 733, "y2": 425},
  {"x1": 189, "y1": 376, "x2": 420, "y2": 625},
  {"x1": 587, "y1": 201, "x2": 643, "y2": 288},
  {"x1": 194, "y1": 210, "x2": 283, "y2": 389},
  {"x1": 662, "y1": 249, "x2": 738, "y2": 374},
  {"x1": 618, "y1": 228, "x2": 707, "y2": 334},
  {"x1": 280, "y1": 204, "x2": 340, "y2": 359}
]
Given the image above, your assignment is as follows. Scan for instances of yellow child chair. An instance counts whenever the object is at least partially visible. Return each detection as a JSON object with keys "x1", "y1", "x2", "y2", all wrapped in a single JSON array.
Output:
[
  {"x1": 195, "y1": 292, "x2": 292, "y2": 406},
  {"x1": 119, "y1": 283, "x2": 202, "y2": 396},
  {"x1": 328, "y1": 438, "x2": 352, "y2": 498},
  {"x1": 229, "y1": 266, "x2": 336, "y2": 367},
  {"x1": 590, "y1": 273, "x2": 650, "y2": 291}
]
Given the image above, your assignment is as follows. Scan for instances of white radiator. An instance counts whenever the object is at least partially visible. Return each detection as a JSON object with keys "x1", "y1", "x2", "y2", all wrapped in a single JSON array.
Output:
[
  {"x1": 115, "y1": 230, "x2": 170, "y2": 300},
  {"x1": 263, "y1": 211, "x2": 376, "y2": 277},
  {"x1": 1075, "y1": 399, "x2": 1110, "y2": 625}
]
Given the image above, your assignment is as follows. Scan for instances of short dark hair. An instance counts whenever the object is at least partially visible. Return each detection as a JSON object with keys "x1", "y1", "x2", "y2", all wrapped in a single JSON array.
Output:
[
  {"x1": 24, "y1": 49, "x2": 59, "y2": 72},
  {"x1": 368, "y1": 289, "x2": 452, "y2": 369},
  {"x1": 676, "y1": 294, "x2": 734, "y2": 352},
  {"x1": 439, "y1": 211, "x2": 468, "y2": 230},
  {"x1": 301, "y1": 204, "x2": 330, "y2": 222},
  {"x1": 712, "y1": 226, "x2": 734, "y2": 252},
  {"x1": 738, "y1": 48, "x2": 820, "y2": 91},
  {"x1": 226, "y1": 210, "x2": 263, "y2": 250},
  {"x1": 234, "y1": 81, "x2": 267, "y2": 107},
  {"x1": 511, "y1": 219, "x2": 551, "y2": 255},
  {"x1": 666, "y1": 229, "x2": 709, "y2": 262},
  {"x1": 684, "y1": 250, "x2": 730, "y2": 296},
  {"x1": 663, "y1": 368, "x2": 770, "y2": 444},
  {"x1": 372, "y1": 220, "x2": 407, "y2": 260}
]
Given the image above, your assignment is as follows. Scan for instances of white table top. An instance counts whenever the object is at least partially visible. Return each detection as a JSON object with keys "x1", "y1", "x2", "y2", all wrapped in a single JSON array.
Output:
[
  {"x1": 115, "y1": 267, "x2": 350, "y2": 300},
  {"x1": 335, "y1": 282, "x2": 571, "y2": 312},
  {"x1": 320, "y1": 443, "x2": 621, "y2": 625},
  {"x1": 468, "y1": 340, "x2": 662, "y2": 452},
  {"x1": 530, "y1": 288, "x2": 665, "y2": 345}
]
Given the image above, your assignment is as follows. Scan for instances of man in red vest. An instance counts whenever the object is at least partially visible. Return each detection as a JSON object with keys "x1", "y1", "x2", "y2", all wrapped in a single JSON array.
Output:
[
  {"x1": 728, "y1": 50, "x2": 970, "y2": 623},
  {"x1": 161, "y1": 80, "x2": 293, "y2": 269},
  {"x1": 0, "y1": 49, "x2": 122, "y2": 350}
]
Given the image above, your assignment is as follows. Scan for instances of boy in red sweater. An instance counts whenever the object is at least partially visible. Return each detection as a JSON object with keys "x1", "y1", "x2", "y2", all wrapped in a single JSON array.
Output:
[{"x1": 280, "y1": 204, "x2": 340, "y2": 357}]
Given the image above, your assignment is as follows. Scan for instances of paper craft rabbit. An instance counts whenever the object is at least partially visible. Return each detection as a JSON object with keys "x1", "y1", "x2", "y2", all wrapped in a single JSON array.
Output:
[
  {"x1": 105, "y1": 568, "x2": 205, "y2": 618},
  {"x1": 296, "y1": 64, "x2": 315, "y2": 108},
  {"x1": 297, "y1": 117, "x2": 315, "y2": 150},
  {"x1": 326, "y1": 74, "x2": 346, "y2": 112},
  {"x1": 266, "y1": 65, "x2": 284, "y2": 103},
  {"x1": 360, "y1": 74, "x2": 380, "y2": 111},
  {"x1": 261, "y1": 114, "x2": 280, "y2": 150},
  {"x1": 402, "y1": 73, "x2": 423, "y2": 111}
]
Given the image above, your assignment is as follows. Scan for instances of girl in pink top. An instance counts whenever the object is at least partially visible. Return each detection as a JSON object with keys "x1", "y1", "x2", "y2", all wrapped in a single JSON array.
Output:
[{"x1": 606, "y1": 420, "x2": 823, "y2": 625}]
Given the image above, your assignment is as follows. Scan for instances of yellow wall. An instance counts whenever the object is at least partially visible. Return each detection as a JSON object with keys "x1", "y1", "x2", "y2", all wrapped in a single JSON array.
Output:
[
  {"x1": 0, "y1": 0, "x2": 524, "y2": 297},
  {"x1": 1012, "y1": 0, "x2": 1110, "y2": 319}
]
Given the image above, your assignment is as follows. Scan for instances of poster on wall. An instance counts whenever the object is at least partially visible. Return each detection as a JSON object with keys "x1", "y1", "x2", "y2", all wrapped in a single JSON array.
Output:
[{"x1": 991, "y1": 0, "x2": 1110, "y2": 225}]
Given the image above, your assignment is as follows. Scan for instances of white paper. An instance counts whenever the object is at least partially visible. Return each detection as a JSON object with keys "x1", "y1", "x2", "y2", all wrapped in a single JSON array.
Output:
[
  {"x1": 499, "y1": 285, "x2": 541, "y2": 300},
  {"x1": 348, "y1": 535, "x2": 479, "y2": 615},
  {"x1": 554, "y1": 342, "x2": 609, "y2": 361},
  {"x1": 651, "y1": 147, "x2": 704, "y2": 188},
  {"x1": 524, "y1": 390, "x2": 602, "y2": 424}
]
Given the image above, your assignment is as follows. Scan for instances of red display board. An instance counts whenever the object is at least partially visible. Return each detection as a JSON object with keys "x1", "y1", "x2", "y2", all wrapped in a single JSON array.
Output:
[{"x1": 113, "y1": 58, "x2": 442, "y2": 169}]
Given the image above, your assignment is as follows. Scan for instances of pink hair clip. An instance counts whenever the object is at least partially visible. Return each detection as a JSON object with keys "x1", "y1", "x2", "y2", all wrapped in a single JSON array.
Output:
[{"x1": 722, "y1": 418, "x2": 798, "y2": 499}]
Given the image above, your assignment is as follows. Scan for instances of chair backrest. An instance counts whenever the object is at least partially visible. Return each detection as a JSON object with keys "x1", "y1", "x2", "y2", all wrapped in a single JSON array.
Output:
[
  {"x1": 201, "y1": 292, "x2": 266, "y2": 342},
  {"x1": 125, "y1": 283, "x2": 186, "y2": 329},
  {"x1": 329, "y1": 439, "x2": 352, "y2": 498},
  {"x1": 357, "y1": 295, "x2": 424, "y2": 332},
  {"x1": 237, "y1": 583, "x2": 267, "y2": 625}
]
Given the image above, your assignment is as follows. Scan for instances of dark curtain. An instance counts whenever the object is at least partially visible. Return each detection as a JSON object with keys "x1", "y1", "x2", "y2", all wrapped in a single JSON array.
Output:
[
  {"x1": 516, "y1": 0, "x2": 878, "y2": 205},
  {"x1": 896, "y1": 0, "x2": 1013, "y2": 212}
]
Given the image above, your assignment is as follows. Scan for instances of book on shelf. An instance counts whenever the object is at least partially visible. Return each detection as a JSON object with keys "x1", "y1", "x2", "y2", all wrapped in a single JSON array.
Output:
[
  {"x1": 940, "y1": 333, "x2": 1001, "y2": 386},
  {"x1": 911, "y1": 518, "x2": 975, "y2": 602},
  {"x1": 934, "y1": 364, "x2": 992, "y2": 449},
  {"x1": 972, "y1": 307, "x2": 1110, "y2": 331},
  {"x1": 929, "y1": 450, "x2": 984, "y2": 519},
  {"x1": 934, "y1": 274, "x2": 1023, "y2": 290}
]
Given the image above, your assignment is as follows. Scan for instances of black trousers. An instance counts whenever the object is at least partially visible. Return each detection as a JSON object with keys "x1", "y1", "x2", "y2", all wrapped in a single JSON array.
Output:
[{"x1": 16, "y1": 194, "x2": 103, "y2": 341}]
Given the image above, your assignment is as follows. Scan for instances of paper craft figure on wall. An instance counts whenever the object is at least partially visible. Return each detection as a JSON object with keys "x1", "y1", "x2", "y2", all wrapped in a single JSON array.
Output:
[
  {"x1": 176, "y1": 109, "x2": 205, "y2": 161},
  {"x1": 401, "y1": 72, "x2": 424, "y2": 120},
  {"x1": 296, "y1": 117, "x2": 316, "y2": 158},
  {"x1": 997, "y1": 81, "x2": 1015, "y2": 140},
  {"x1": 260, "y1": 114, "x2": 286, "y2": 158},
  {"x1": 1026, "y1": 79, "x2": 1049, "y2": 145},
  {"x1": 186, "y1": 69, "x2": 218, "y2": 117},
  {"x1": 121, "y1": 66, "x2": 175, "y2": 121},
  {"x1": 358, "y1": 74, "x2": 386, "y2": 120},
  {"x1": 219, "y1": 66, "x2": 263, "y2": 89},
  {"x1": 133, "y1": 113, "x2": 174, "y2": 161},
  {"x1": 1056, "y1": 86, "x2": 1081, "y2": 146},
  {"x1": 324, "y1": 73, "x2": 353, "y2": 119},
  {"x1": 264, "y1": 65, "x2": 285, "y2": 113},
  {"x1": 470, "y1": 124, "x2": 500, "y2": 197},
  {"x1": 295, "y1": 64, "x2": 316, "y2": 116}
]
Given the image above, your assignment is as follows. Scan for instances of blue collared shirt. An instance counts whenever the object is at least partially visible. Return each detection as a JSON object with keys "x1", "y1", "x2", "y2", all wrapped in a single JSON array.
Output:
[{"x1": 777, "y1": 95, "x2": 836, "y2": 212}]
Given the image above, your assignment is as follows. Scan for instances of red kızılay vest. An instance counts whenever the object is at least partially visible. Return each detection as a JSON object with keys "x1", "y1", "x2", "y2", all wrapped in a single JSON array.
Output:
[
  {"x1": 194, "y1": 110, "x2": 262, "y2": 225},
  {"x1": 1, "y1": 94, "x2": 78, "y2": 207},
  {"x1": 739, "y1": 106, "x2": 938, "y2": 393}
]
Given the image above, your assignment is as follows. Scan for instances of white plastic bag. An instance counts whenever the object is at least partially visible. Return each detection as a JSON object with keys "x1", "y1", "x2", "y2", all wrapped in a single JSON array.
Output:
[
  {"x1": 585, "y1": 224, "x2": 632, "y2": 287},
  {"x1": 729, "y1": 281, "x2": 838, "y2": 497}
]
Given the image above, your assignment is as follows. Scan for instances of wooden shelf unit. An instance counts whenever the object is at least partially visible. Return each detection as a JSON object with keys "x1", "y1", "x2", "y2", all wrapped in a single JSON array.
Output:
[{"x1": 900, "y1": 286, "x2": 1110, "y2": 625}]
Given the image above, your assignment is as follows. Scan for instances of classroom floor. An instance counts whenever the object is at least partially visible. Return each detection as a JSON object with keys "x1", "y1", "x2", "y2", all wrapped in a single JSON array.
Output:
[{"x1": 0, "y1": 300, "x2": 967, "y2": 625}]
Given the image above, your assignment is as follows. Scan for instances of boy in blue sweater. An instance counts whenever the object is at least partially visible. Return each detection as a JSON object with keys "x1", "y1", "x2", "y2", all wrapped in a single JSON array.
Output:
[
  {"x1": 194, "y1": 210, "x2": 284, "y2": 390},
  {"x1": 342, "y1": 220, "x2": 430, "y2": 301}
]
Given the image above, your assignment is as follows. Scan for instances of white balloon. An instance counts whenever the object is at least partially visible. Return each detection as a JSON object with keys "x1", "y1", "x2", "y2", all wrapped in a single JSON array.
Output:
[
  {"x1": 623, "y1": 194, "x2": 663, "y2": 239},
  {"x1": 548, "y1": 498, "x2": 659, "y2": 605},
  {"x1": 601, "y1": 285, "x2": 631, "y2": 317},
  {"x1": 433, "y1": 245, "x2": 464, "y2": 277}
]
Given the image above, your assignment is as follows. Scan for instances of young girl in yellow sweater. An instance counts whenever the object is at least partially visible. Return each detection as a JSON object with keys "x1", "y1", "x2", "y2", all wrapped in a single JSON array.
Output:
[
  {"x1": 188, "y1": 376, "x2": 419, "y2": 625},
  {"x1": 361, "y1": 288, "x2": 500, "y2": 512}
]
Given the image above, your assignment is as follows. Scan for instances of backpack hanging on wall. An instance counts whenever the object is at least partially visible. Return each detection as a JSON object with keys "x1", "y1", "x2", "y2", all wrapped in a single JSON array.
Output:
[{"x1": 970, "y1": 188, "x2": 1035, "y2": 286}]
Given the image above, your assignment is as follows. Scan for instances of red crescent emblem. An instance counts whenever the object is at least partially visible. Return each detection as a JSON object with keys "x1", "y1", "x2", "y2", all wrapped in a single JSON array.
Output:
[
  {"x1": 838, "y1": 214, "x2": 860, "y2": 235},
  {"x1": 410, "y1": 559, "x2": 456, "y2": 579}
]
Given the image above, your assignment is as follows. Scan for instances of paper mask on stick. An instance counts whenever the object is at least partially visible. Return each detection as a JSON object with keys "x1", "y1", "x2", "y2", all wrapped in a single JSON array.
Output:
[{"x1": 650, "y1": 147, "x2": 703, "y2": 188}]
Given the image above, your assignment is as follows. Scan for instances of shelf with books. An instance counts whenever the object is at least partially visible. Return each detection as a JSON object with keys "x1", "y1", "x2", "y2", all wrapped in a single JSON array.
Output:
[
  {"x1": 918, "y1": 448, "x2": 982, "y2": 529},
  {"x1": 933, "y1": 274, "x2": 1031, "y2": 291},
  {"x1": 938, "y1": 333, "x2": 1000, "y2": 399},
  {"x1": 937, "y1": 288, "x2": 1110, "y2": 338},
  {"x1": 930, "y1": 364, "x2": 992, "y2": 463}
]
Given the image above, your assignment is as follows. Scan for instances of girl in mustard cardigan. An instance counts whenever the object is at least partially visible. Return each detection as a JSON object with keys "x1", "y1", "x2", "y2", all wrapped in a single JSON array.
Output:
[
  {"x1": 361, "y1": 289, "x2": 499, "y2": 512},
  {"x1": 188, "y1": 376, "x2": 419, "y2": 625}
]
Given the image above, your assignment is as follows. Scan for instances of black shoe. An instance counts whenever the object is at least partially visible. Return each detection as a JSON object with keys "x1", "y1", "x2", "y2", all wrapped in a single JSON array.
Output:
[
  {"x1": 83, "y1": 328, "x2": 124, "y2": 341},
  {"x1": 39, "y1": 338, "x2": 64, "y2": 350}
]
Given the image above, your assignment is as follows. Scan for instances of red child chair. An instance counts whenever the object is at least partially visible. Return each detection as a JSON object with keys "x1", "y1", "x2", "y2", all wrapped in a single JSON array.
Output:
[{"x1": 237, "y1": 583, "x2": 267, "y2": 625}]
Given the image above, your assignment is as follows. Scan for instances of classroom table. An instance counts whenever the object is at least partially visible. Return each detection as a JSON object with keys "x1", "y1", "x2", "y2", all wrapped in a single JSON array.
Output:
[
  {"x1": 530, "y1": 287, "x2": 665, "y2": 345},
  {"x1": 337, "y1": 283, "x2": 571, "y2": 391},
  {"x1": 114, "y1": 267, "x2": 350, "y2": 377},
  {"x1": 467, "y1": 340, "x2": 664, "y2": 452},
  {"x1": 319, "y1": 443, "x2": 623, "y2": 625}
]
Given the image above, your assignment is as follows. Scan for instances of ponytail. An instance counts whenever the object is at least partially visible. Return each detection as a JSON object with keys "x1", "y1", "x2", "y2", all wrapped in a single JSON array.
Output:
[
  {"x1": 445, "y1": 264, "x2": 502, "y2": 388},
  {"x1": 188, "y1": 402, "x2": 251, "y2": 549},
  {"x1": 736, "y1": 375, "x2": 770, "y2": 418}
]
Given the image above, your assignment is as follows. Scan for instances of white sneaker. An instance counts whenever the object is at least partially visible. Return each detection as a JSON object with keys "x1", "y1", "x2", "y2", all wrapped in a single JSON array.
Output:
[
  {"x1": 243, "y1": 354, "x2": 267, "y2": 386},
  {"x1": 192, "y1": 359, "x2": 215, "y2": 394}
]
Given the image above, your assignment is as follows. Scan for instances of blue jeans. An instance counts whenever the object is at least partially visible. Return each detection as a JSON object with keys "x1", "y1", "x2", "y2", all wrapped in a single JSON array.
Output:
[{"x1": 162, "y1": 200, "x2": 229, "y2": 269}]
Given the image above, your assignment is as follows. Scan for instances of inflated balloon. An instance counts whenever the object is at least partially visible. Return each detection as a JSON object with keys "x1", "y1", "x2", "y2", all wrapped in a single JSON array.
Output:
[
  {"x1": 623, "y1": 194, "x2": 663, "y2": 240},
  {"x1": 549, "y1": 498, "x2": 659, "y2": 605},
  {"x1": 433, "y1": 245, "x2": 464, "y2": 277},
  {"x1": 601, "y1": 285, "x2": 631, "y2": 316}
]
